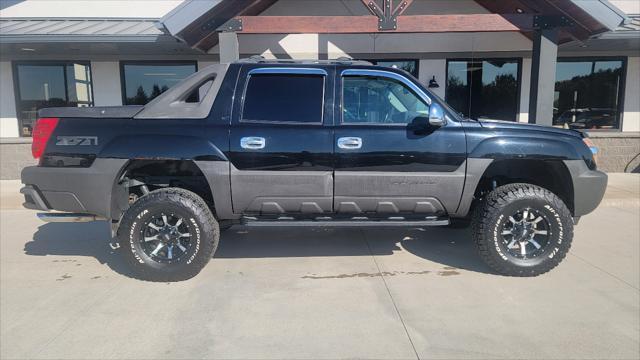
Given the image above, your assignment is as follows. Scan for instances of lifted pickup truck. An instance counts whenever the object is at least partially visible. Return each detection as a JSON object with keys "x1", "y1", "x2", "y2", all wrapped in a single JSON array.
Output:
[{"x1": 22, "y1": 58, "x2": 607, "y2": 281}]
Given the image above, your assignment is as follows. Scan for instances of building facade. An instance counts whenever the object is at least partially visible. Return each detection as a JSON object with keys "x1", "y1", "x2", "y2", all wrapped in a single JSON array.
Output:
[{"x1": 1, "y1": 0, "x2": 639, "y2": 179}]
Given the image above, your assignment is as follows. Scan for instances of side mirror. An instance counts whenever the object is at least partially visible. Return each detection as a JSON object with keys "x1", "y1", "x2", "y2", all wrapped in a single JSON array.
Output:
[
  {"x1": 408, "y1": 116, "x2": 430, "y2": 134},
  {"x1": 429, "y1": 103, "x2": 446, "y2": 127}
]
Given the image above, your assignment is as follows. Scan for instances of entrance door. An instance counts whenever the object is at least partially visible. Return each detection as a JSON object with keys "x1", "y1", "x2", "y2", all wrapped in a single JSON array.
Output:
[
  {"x1": 227, "y1": 66, "x2": 334, "y2": 215},
  {"x1": 333, "y1": 68, "x2": 467, "y2": 215}
]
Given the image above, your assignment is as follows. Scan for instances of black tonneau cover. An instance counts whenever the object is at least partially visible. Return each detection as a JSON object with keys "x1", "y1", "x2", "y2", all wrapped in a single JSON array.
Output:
[{"x1": 38, "y1": 106, "x2": 143, "y2": 119}]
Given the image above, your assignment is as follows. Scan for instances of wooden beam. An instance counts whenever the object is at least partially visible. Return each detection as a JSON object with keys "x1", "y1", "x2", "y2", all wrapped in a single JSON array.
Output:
[{"x1": 231, "y1": 14, "x2": 530, "y2": 34}]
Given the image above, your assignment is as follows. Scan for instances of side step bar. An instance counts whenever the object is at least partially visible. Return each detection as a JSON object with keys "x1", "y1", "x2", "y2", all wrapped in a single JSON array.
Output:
[
  {"x1": 241, "y1": 216, "x2": 449, "y2": 227},
  {"x1": 37, "y1": 212, "x2": 105, "y2": 223}
]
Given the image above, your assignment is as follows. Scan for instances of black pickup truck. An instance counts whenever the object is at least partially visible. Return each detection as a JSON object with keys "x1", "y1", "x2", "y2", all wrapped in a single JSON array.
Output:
[{"x1": 21, "y1": 58, "x2": 607, "y2": 281}]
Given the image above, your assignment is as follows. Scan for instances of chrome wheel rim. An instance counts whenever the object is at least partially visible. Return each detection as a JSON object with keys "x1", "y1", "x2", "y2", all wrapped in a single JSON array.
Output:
[
  {"x1": 501, "y1": 208, "x2": 551, "y2": 259},
  {"x1": 141, "y1": 213, "x2": 192, "y2": 263}
]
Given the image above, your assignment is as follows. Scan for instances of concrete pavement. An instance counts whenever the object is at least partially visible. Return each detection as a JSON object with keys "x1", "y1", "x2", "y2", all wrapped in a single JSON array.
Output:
[{"x1": 1, "y1": 175, "x2": 639, "y2": 359}]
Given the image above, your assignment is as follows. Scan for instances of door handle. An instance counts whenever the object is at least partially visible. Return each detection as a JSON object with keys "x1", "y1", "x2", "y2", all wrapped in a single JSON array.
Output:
[
  {"x1": 240, "y1": 137, "x2": 266, "y2": 150},
  {"x1": 337, "y1": 137, "x2": 362, "y2": 149}
]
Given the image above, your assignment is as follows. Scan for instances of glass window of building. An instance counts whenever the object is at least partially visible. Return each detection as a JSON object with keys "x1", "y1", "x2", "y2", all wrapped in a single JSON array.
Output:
[
  {"x1": 13, "y1": 62, "x2": 93, "y2": 137},
  {"x1": 121, "y1": 62, "x2": 197, "y2": 105},
  {"x1": 553, "y1": 59, "x2": 625, "y2": 130},
  {"x1": 370, "y1": 60, "x2": 419, "y2": 78},
  {"x1": 446, "y1": 59, "x2": 521, "y2": 121}
]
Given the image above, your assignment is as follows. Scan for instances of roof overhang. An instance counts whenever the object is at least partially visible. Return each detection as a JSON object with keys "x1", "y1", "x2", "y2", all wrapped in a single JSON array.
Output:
[
  {"x1": 0, "y1": 18, "x2": 168, "y2": 43},
  {"x1": 159, "y1": 0, "x2": 278, "y2": 52},
  {"x1": 159, "y1": 0, "x2": 629, "y2": 53}
]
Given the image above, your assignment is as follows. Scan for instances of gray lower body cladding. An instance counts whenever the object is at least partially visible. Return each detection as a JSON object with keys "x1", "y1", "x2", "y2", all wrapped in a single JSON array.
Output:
[
  {"x1": 333, "y1": 163, "x2": 467, "y2": 215},
  {"x1": 563, "y1": 160, "x2": 607, "y2": 216},
  {"x1": 228, "y1": 162, "x2": 467, "y2": 216},
  {"x1": 229, "y1": 167, "x2": 333, "y2": 214},
  {"x1": 21, "y1": 158, "x2": 128, "y2": 219}
]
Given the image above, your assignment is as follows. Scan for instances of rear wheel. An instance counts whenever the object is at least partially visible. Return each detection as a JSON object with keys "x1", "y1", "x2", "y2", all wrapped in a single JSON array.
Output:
[
  {"x1": 118, "y1": 188, "x2": 219, "y2": 282},
  {"x1": 472, "y1": 183, "x2": 573, "y2": 276}
]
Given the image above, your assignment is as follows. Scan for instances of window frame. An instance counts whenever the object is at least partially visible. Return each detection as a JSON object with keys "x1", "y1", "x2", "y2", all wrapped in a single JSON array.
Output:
[
  {"x1": 239, "y1": 67, "x2": 327, "y2": 126},
  {"x1": 339, "y1": 69, "x2": 432, "y2": 127},
  {"x1": 12, "y1": 60, "x2": 94, "y2": 137},
  {"x1": 119, "y1": 60, "x2": 198, "y2": 106},
  {"x1": 554, "y1": 56, "x2": 627, "y2": 132},
  {"x1": 445, "y1": 57, "x2": 523, "y2": 122}
]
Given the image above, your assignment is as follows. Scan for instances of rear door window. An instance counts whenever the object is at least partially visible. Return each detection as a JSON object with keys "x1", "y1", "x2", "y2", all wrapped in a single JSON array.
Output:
[{"x1": 242, "y1": 73, "x2": 324, "y2": 124}]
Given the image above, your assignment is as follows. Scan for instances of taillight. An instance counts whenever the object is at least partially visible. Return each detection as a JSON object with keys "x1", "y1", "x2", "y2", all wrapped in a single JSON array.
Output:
[{"x1": 31, "y1": 117, "x2": 59, "y2": 159}]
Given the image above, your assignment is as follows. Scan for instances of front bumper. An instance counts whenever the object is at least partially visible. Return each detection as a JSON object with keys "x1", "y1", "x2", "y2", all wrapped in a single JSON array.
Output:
[{"x1": 564, "y1": 160, "x2": 608, "y2": 217}]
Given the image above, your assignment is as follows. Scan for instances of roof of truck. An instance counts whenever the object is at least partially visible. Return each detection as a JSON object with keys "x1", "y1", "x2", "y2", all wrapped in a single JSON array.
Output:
[{"x1": 235, "y1": 56, "x2": 373, "y2": 66}]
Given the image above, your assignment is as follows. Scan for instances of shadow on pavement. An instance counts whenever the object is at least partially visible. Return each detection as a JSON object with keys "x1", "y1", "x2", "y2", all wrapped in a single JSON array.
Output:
[
  {"x1": 25, "y1": 221, "x2": 136, "y2": 278},
  {"x1": 24, "y1": 222, "x2": 494, "y2": 278}
]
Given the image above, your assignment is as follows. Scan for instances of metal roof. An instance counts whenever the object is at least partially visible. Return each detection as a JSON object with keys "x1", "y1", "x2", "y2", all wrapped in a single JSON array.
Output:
[
  {"x1": 0, "y1": 18, "x2": 166, "y2": 43},
  {"x1": 613, "y1": 14, "x2": 640, "y2": 32}
]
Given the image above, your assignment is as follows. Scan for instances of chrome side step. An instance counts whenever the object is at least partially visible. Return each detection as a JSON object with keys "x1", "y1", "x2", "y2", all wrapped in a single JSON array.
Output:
[
  {"x1": 241, "y1": 215, "x2": 449, "y2": 227},
  {"x1": 37, "y1": 212, "x2": 105, "y2": 223}
]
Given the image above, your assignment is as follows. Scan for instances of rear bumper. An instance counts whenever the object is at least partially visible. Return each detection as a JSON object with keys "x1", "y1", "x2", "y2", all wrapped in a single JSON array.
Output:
[
  {"x1": 564, "y1": 160, "x2": 608, "y2": 217},
  {"x1": 20, "y1": 185, "x2": 49, "y2": 211},
  {"x1": 20, "y1": 158, "x2": 128, "y2": 219}
]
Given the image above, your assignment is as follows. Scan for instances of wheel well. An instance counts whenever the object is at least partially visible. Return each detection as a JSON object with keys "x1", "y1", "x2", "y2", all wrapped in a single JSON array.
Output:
[
  {"x1": 474, "y1": 159, "x2": 574, "y2": 214},
  {"x1": 114, "y1": 160, "x2": 214, "y2": 217}
]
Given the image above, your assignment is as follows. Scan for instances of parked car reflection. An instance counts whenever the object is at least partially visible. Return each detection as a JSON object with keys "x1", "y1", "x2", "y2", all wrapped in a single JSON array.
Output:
[{"x1": 554, "y1": 108, "x2": 618, "y2": 130}]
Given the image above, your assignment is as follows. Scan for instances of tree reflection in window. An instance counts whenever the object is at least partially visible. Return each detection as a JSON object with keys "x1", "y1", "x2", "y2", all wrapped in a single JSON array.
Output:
[
  {"x1": 121, "y1": 62, "x2": 196, "y2": 105},
  {"x1": 553, "y1": 59, "x2": 624, "y2": 130},
  {"x1": 446, "y1": 59, "x2": 520, "y2": 121}
]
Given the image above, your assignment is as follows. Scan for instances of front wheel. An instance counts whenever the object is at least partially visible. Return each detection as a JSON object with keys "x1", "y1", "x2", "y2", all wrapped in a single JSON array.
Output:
[
  {"x1": 118, "y1": 188, "x2": 219, "y2": 282},
  {"x1": 472, "y1": 183, "x2": 573, "y2": 276}
]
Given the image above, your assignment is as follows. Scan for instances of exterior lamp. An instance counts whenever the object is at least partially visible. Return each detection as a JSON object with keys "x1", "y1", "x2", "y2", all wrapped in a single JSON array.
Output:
[{"x1": 428, "y1": 76, "x2": 440, "y2": 88}]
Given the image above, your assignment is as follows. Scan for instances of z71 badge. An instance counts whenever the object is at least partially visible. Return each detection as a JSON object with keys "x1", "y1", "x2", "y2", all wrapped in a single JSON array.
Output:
[{"x1": 56, "y1": 136, "x2": 98, "y2": 146}]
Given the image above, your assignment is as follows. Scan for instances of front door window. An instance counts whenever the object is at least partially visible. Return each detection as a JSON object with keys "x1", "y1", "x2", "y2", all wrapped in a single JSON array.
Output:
[{"x1": 342, "y1": 75, "x2": 429, "y2": 124}]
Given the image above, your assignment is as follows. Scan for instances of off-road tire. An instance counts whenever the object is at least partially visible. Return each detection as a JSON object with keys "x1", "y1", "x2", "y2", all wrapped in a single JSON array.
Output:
[
  {"x1": 118, "y1": 188, "x2": 219, "y2": 282},
  {"x1": 472, "y1": 183, "x2": 573, "y2": 276}
]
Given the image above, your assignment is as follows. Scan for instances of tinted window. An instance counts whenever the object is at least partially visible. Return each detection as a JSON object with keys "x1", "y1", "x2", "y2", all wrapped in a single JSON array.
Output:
[
  {"x1": 14, "y1": 62, "x2": 93, "y2": 137},
  {"x1": 553, "y1": 59, "x2": 624, "y2": 130},
  {"x1": 446, "y1": 59, "x2": 520, "y2": 121},
  {"x1": 121, "y1": 62, "x2": 197, "y2": 105},
  {"x1": 242, "y1": 74, "x2": 324, "y2": 123},
  {"x1": 342, "y1": 76, "x2": 429, "y2": 124}
]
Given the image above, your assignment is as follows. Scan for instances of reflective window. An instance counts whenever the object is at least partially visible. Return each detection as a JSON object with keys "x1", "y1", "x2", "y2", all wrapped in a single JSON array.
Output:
[
  {"x1": 446, "y1": 59, "x2": 520, "y2": 121},
  {"x1": 121, "y1": 62, "x2": 197, "y2": 105},
  {"x1": 242, "y1": 74, "x2": 324, "y2": 123},
  {"x1": 13, "y1": 62, "x2": 93, "y2": 137},
  {"x1": 370, "y1": 60, "x2": 419, "y2": 78},
  {"x1": 553, "y1": 59, "x2": 624, "y2": 130},
  {"x1": 342, "y1": 75, "x2": 429, "y2": 124}
]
